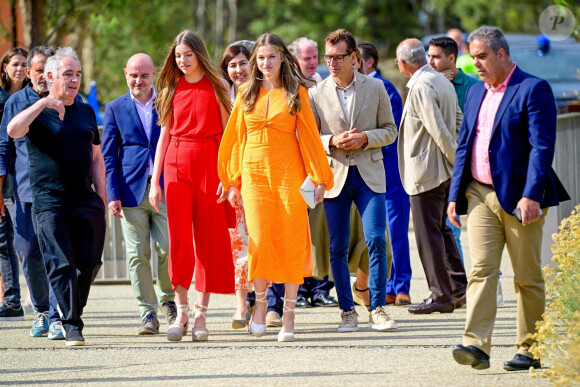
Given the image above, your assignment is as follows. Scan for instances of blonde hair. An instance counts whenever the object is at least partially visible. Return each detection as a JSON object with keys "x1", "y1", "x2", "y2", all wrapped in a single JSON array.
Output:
[
  {"x1": 240, "y1": 33, "x2": 313, "y2": 115},
  {"x1": 155, "y1": 30, "x2": 231, "y2": 127}
]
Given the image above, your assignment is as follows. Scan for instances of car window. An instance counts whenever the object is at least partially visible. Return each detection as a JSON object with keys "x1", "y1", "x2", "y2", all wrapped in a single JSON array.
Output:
[{"x1": 511, "y1": 48, "x2": 580, "y2": 83}]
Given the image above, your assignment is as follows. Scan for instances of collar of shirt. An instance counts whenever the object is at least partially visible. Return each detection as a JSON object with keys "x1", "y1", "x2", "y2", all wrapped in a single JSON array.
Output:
[
  {"x1": 484, "y1": 63, "x2": 517, "y2": 92},
  {"x1": 130, "y1": 86, "x2": 156, "y2": 106},
  {"x1": 452, "y1": 68, "x2": 468, "y2": 86},
  {"x1": 367, "y1": 70, "x2": 377, "y2": 78},
  {"x1": 332, "y1": 70, "x2": 357, "y2": 91},
  {"x1": 406, "y1": 64, "x2": 430, "y2": 88}
]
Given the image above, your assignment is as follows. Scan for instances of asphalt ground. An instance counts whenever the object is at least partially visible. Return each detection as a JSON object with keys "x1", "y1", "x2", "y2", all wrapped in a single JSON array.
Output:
[{"x1": 0, "y1": 228, "x2": 549, "y2": 386}]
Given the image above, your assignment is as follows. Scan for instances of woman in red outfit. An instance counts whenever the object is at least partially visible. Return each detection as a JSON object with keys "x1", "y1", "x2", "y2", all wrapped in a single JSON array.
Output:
[{"x1": 150, "y1": 30, "x2": 234, "y2": 342}]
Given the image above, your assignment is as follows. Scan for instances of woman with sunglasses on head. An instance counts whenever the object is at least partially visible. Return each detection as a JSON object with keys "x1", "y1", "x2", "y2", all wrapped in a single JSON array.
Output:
[
  {"x1": 150, "y1": 30, "x2": 235, "y2": 342},
  {"x1": 218, "y1": 33, "x2": 333, "y2": 342}
]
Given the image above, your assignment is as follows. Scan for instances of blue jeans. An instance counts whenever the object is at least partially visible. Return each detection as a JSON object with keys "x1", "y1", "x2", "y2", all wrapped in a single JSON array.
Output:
[
  {"x1": 298, "y1": 275, "x2": 332, "y2": 301},
  {"x1": 267, "y1": 283, "x2": 284, "y2": 315},
  {"x1": 0, "y1": 198, "x2": 20, "y2": 308},
  {"x1": 446, "y1": 217, "x2": 464, "y2": 262},
  {"x1": 385, "y1": 183, "x2": 412, "y2": 295},
  {"x1": 15, "y1": 200, "x2": 60, "y2": 322},
  {"x1": 324, "y1": 167, "x2": 387, "y2": 311}
]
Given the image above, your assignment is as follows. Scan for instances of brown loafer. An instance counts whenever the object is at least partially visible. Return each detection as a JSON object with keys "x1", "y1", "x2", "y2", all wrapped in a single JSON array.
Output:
[
  {"x1": 386, "y1": 294, "x2": 396, "y2": 305},
  {"x1": 395, "y1": 293, "x2": 411, "y2": 306}
]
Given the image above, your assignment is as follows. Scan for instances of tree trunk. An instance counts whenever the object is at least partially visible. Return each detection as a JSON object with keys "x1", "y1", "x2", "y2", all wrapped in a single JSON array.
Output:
[
  {"x1": 196, "y1": 0, "x2": 206, "y2": 38},
  {"x1": 228, "y1": 0, "x2": 236, "y2": 44},
  {"x1": 17, "y1": 0, "x2": 45, "y2": 49},
  {"x1": 215, "y1": 0, "x2": 223, "y2": 59}
]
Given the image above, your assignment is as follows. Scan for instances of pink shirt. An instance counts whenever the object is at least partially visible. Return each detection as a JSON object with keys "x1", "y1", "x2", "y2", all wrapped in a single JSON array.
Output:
[{"x1": 471, "y1": 64, "x2": 517, "y2": 185}]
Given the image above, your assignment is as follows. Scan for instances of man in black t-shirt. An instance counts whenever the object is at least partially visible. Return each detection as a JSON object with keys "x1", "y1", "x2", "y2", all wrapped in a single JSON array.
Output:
[{"x1": 7, "y1": 47, "x2": 106, "y2": 347}]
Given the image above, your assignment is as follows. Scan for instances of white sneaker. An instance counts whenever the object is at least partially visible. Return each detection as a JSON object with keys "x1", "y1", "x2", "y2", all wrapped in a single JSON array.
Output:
[
  {"x1": 369, "y1": 306, "x2": 398, "y2": 331},
  {"x1": 338, "y1": 308, "x2": 358, "y2": 332},
  {"x1": 497, "y1": 279, "x2": 505, "y2": 307}
]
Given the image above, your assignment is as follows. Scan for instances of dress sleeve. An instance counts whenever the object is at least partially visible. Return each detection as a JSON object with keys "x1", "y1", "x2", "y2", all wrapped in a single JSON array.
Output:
[
  {"x1": 218, "y1": 96, "x2": 246, "y2": 190},
  {"x1": 296, "y1": 86, "x2": 334, "y2": 190}
]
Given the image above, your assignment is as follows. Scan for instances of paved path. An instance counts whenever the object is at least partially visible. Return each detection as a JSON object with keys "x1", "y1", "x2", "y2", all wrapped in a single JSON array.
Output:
[{"x1": 0, "y1": 229, "x2": 549, "y2": 386}]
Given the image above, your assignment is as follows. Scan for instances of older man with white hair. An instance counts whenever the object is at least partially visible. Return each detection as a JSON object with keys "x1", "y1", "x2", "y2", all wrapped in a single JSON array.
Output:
[{"x1": 7, "y1": 47, "x2": 106, "y2": 347}]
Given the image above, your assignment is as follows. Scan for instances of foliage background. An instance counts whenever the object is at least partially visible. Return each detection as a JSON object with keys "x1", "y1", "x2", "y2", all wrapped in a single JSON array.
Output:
[{"x1": 1, "y1": 0, "x2": 578, "y2": 103}]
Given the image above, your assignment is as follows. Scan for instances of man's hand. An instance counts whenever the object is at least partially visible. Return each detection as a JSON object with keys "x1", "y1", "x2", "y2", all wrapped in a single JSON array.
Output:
[
  {"x1": 333, "y1": 128, "x2": 368, "y2": 150},
  {"x1": 440, "y1": 69, "x2": 455, "y2": 81},
  {"x1": 447, "y1": 201, "x2": 462, "y2": 228},
  {"x1": 108, "y1": 200, "x2": 123, "y2": 218},
  {"x1": 228, "y1": 187, "x2": 242, "y2": 208},
  {"x1": 216, "y1": 182, "x2": 228, "y2": 203},
  {"x1": 43, "y1": 97, "x2": 65, "y2": 121},
  {"x1": 314, "y1": 184, "x2": 326, "y2": 205},
  {"x1": 516, "y1": 197, "x2": 541, "y2": 226}
]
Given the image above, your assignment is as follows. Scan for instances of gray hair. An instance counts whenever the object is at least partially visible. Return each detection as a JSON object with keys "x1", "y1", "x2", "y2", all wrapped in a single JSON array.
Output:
[
  {"x1": 228, "y1": 40, "x2": 254, "y2": 52},
  {"x1": 288, "y1": 37, "x2": 318, "y2": 58},
  {"x1": 44, "y1": 47, "x2": 81, "y2": 84},
  {"x1": 467, "y1": 26, "x2": 510, "y2": 56},
  {"x1": 26, "y1": 46, "x2": 55, "y2": 69},
  {"x1": 397, "y1": 39, "x2": 426, "y2": 65}
]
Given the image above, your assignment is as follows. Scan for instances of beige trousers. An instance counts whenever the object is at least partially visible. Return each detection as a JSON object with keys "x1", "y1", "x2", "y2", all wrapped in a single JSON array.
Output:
[{"x1": 462, "y1": 181, "x2": 546, "y2": 357}]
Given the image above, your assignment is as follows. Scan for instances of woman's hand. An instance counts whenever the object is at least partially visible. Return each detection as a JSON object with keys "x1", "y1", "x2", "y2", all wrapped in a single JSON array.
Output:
[
  {"x1": 216, "y1": 182, "x2": 229, "y2": 203},
  {"x1": 314, "y1": 184, "x2": 326, "y2": 205},
  {"x1": 149, "y1": 181, "x2": 162, "y2": 212},
  {"x1": 228, "y1": 186, "x2": 242, "y2": 208}
]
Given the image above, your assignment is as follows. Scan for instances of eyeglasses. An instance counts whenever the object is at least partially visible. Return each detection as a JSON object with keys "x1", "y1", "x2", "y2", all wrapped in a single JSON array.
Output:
[
  {"x1": 394, "y1": 58, "x2": 399, "y2": 64},
  {"x1": 323, "y1": 52, "x2": 352, "y2": 63}
]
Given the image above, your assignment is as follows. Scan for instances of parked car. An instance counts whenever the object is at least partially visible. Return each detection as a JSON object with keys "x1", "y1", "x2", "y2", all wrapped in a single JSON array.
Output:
[{"x1": 422, "y1": 33, "x2": 580, "y2": 113}]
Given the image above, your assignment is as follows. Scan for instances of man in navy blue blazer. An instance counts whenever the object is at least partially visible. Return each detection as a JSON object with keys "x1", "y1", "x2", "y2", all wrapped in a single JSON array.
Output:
[
  {"x1": 447, "y1": 26, "x2": 569, "y2": 372},
  {"x1": 357, "y1": 40, "x2": 411, "y2": 306},
  {"x1": 102, "y1": 53, "x2": 175, "y2": 335}
]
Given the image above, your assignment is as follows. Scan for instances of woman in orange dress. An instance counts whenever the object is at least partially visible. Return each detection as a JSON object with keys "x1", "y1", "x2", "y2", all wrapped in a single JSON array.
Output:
[{"x1": 218, "y1": 33, "x2": 333, "y2": 342}]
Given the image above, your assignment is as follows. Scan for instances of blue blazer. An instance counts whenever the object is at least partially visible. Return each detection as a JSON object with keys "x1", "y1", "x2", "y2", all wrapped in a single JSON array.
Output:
[
  {"x1": 102, "y1": 91, "x2": 162, "y2": 207},
  {"x1": 373, "y1": 71, "x2": 404, "y2": 189},
  {"x1": 449, "y1": 66, "x2": 569, "y2": 214}
]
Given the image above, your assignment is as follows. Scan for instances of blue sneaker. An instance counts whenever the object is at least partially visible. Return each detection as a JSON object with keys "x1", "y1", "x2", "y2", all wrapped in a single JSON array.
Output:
[
  {"x1": 30, "y1": 312, "x2": 49, "y2": 337},
  {"x1": 48, "y1": 321, "x2": 65, "y2": 340}
]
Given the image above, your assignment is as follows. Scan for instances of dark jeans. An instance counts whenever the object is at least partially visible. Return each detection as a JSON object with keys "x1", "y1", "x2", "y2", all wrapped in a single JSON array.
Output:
[
  {"x1": 34, "y1": 196, "x2": 105, "y2": 333},
  {"x1": 297, "y1": 276, "x2": 333, "y2": 301},
  {"x1": 0, "y1": 198, "x2": 20, "y2": 308},
  {"x1": 267, "y1": 283, "x2": 285, "y2": 315},
  {"x1": 16, "y1": 200, "x2": 60, "y2": 322},
  {"x1": 324, "y1": 167, "x2": 387, "y2": 311}
]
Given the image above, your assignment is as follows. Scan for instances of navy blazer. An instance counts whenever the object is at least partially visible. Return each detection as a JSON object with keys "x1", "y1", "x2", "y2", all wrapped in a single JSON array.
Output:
[
  {"x1": 373, "y1": 71, "x2": 404, "y2": 189},
  {"x1": 102, "y1": 91, "x2": 162, "y2": 207},
  {"x1": 449, "y1": 66, "x2": 569, "y2": 214}
]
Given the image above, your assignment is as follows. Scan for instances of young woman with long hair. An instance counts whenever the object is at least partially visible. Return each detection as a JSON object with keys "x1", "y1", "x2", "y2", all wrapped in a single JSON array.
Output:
[
  {"x1": 150, "y1": 29, "x2": 234, "y2": 342},
  {"x1": 218, "y1": 33, "x2": 333, "y2": 342}
]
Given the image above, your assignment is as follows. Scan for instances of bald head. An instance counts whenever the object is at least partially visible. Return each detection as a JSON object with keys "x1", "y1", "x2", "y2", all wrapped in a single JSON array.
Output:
[
  {"x1": 447, "y1": 28, "x2": 463, "y2": 48},
  {"x1": 396, "y1": 38, "x2": 427, "y2": 78},
  {"x1": 124, "y1": 53, "x2": 156, "y2": 103}
]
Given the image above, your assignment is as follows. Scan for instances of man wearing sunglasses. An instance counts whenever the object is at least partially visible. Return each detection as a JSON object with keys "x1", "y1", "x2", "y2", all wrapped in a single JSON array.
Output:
[{"x1": 309, "y1": 29, "x2": 398, "y2": 333}]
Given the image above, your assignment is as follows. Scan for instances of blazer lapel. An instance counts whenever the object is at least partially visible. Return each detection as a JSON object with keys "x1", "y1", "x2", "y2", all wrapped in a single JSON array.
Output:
[
  {"x1": 351, "y1": 76, "x2": 366, "y2": 129},
  {"x1": 150, "y1": 107, "x2": 160, "y2": 146},
  {"x1": 125, "y1": 92, "x2": 148, "y2": 140},
  {"x1": 490, "y1": 69, "x2": 521, "y2": 140},
  {"x1": 325, "y1": 79, "x2": 348, "y2": 127},
  {"x1": 468, "y1": 84, "x2": 487, "y2": 132}
]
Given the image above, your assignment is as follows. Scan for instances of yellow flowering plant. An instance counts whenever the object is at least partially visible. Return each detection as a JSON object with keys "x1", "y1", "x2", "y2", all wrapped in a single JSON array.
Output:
[{"x1": 530, "y1": 204, "x2": 580, "y2": 385}]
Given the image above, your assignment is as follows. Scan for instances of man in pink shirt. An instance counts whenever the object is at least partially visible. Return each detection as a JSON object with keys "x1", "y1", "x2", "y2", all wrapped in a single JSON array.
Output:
[{"x1": 448, "y1": 26, "x2": 569, "y2": 372}]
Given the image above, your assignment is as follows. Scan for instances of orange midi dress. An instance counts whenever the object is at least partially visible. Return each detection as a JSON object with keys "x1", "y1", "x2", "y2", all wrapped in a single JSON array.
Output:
[{"x1": 218, "y1": 85, "x2": 333, "y2": 285}]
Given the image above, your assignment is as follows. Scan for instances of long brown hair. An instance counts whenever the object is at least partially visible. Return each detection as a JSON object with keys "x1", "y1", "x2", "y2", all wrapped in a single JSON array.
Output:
[
  {"x1": 241, "y1": 33, "x2": 313, "y2": 115},
  {"x1": 1, "y1": 47, "x2": 28, "y2": 91},
  {"x1": 155, "y1": 30, "x2": 231, "y2": 127}
]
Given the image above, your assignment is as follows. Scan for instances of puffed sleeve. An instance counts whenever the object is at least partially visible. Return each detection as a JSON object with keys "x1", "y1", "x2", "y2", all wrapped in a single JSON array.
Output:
[
  {"x1": 218, "y1": 95, "x2": 247, "y2": 190},
  {"x1": 296, "y1": 86, "x2": 334, "y2": 190}
]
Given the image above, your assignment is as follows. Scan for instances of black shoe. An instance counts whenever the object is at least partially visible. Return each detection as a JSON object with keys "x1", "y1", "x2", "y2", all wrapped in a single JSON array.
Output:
[
  {"x1": 65, "y1": 329, "x2": 85, "y2": 347},
  {"x1": 312, "y1": 295, "x2": 338, "y2": 307},
  {"x1": 452, "y1": 344, "x2": 490, "y2": 370},
  {"x1": 503, "y1": 354, "x2": 541, "y2": 371},
  {"x1": 0, "y1": 303, "x2": 25, "y2": 321},
  {"x1": 408, "y1": 297, "x2": 454, "y2": 314},
  {"x1": 138, "y1": 311, "x2": 160, "y2": 335},
  {"x1": 296, "y1": 296, "x2": 311, "y2": 308}
]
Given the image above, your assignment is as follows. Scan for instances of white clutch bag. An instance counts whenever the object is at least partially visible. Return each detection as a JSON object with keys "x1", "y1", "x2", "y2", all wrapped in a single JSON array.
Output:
[{"x1": 300, "y1": 177, "x2": 316, "y2": 209}]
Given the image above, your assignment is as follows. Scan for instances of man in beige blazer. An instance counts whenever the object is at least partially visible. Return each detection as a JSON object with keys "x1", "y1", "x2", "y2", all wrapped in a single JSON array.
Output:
[
  {"x1": 396, "y1": 38, "x2": 467, "y2": 315},
  {"x1": 309, "y1": 29, "x2": 398, "y2": 333}
]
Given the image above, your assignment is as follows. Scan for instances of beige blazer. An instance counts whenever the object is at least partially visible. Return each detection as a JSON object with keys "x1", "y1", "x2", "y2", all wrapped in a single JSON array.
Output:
[
  {"x1": 309, "y1": 73, "x2": 397, "y2": 199},
  {"x1": 398, "y1": 66, "x2": 463, "y2": 195}
]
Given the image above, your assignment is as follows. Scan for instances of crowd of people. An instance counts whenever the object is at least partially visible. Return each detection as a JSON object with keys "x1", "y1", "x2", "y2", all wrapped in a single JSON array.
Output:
[{"x1": 0, "y1": 25, "x2": 569, "y2": 373}]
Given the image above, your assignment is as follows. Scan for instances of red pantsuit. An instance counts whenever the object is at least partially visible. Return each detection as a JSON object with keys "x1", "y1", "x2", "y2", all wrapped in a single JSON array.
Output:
[{"x1": 163, "y1": 75, "x2": 234, "y2": 293}]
